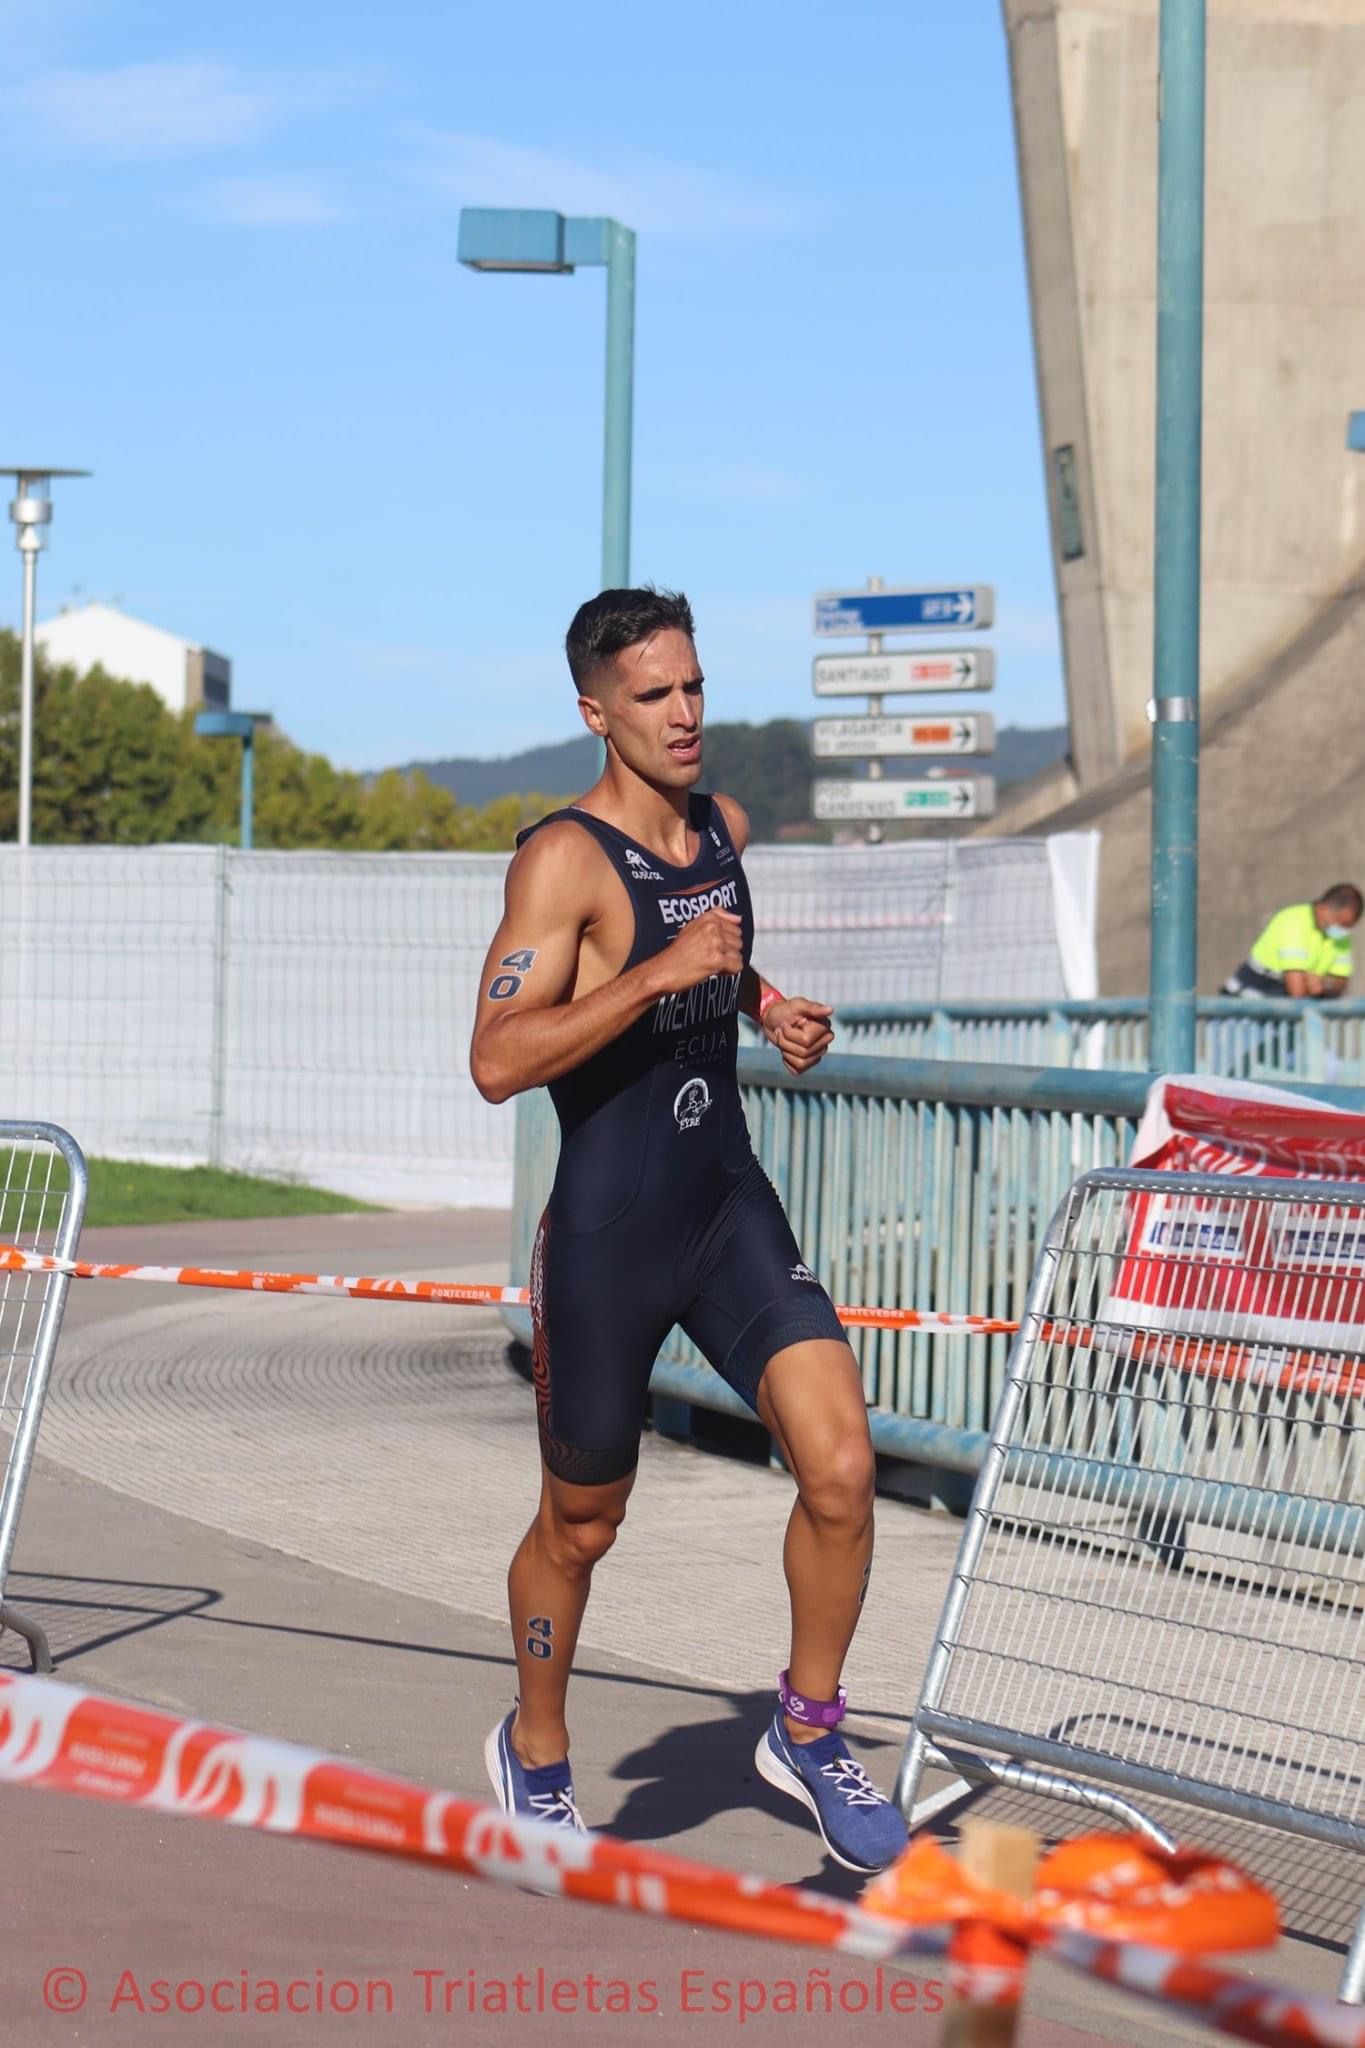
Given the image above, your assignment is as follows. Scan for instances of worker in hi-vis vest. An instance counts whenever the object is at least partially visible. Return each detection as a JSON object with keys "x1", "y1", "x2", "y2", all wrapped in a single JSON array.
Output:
[{"x1": 1223, "y1": 884, "x2": 1362, "y2": 1000}]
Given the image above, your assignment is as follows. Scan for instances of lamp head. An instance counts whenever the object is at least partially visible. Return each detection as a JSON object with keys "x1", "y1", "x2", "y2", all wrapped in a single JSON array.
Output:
[
  {"x1": 458, "y1": 208, "x2": 573, "y2": 274},
  {"x1": 2, "y1": 468, "x2": 90, "y2": 553}
]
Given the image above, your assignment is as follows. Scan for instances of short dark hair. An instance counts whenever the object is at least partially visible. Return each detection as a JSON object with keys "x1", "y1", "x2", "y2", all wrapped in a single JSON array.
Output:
[
  {"x1": 1319, "y1": 883, "x2": 1364, "y2": 918},
  {"x1": 565, "y1": 586, "x2": 695, "y2": 692}
]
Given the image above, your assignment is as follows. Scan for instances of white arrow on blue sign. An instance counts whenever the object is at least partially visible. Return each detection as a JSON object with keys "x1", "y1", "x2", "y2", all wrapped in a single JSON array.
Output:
[
  {"x1": 810, "y1": 585, "x2": 994, "y2": 630},
  {"x1": 813, "y1": 586, "x2": 994, "y2": 636}
]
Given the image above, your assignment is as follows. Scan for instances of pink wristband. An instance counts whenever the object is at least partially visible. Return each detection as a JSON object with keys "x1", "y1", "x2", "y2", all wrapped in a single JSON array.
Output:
[{"x1": 758, "y1": 986, "x2": 785, "y2": 1023}]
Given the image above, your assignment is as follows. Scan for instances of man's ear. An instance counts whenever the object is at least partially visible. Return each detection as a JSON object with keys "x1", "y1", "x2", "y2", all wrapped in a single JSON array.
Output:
[{"x1": 578, "y1": 692, "x2": 607, "y2": 739}]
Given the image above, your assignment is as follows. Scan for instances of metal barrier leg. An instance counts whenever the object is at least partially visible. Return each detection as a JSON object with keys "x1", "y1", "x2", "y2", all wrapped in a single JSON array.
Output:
[
  {"x1": 1340, "y1": 1903, "x2": 1365, "y2": 2006},
  {"x1": 896, "y1": 1712, "x2": 970, "y2": 1826},
  {"x1": 0, "y1": 1599, "x2": 53, "y2": 1674},
  {"x1": 928, "y1": 1738, "x2": 1178, "y2": 1850}
]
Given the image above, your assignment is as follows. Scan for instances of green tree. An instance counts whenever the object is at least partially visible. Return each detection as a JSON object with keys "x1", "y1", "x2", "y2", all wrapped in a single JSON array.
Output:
[{"x1": 0, "y1": 629, "x2": 570, "y2": 851}]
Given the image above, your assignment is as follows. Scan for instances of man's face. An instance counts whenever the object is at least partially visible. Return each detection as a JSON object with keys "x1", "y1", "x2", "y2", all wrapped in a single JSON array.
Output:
[
  {"x1": 580, "y1": 627, "x2": 704, "y2": 789},
  {"x1": 1316, "y1": 901, "x2": 1360, "y2": 933}
]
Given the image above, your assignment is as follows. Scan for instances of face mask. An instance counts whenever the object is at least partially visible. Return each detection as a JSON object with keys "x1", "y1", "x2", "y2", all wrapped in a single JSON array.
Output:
[{"x1": 1326, "y1": 924, "x2": 1351, "y2": 941}]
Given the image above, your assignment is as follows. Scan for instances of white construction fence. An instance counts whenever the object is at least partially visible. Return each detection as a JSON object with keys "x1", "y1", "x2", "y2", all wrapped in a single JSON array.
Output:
[{"x1": 0, "y1": 834, "x2": 1097, "y2": 1206}]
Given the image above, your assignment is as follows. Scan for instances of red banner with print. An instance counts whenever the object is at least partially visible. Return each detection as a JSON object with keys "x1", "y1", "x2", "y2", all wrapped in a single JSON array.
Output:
[{"x1": 1103, "y1": 1077, "x2": 1365, "y2": 1357}]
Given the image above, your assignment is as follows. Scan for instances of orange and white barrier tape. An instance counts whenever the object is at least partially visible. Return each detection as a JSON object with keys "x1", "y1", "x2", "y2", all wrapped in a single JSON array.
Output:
[
  {"x1": 0, "y1": 1670, "x2": 940, "y2": 1965},
  {"x1": 0, "y1": 1245, "x2": 1016, "y2": 1333},
  {"x1": 5, "y1": 1671, "x2": 1351, "y2": 2047},
  {"x1": 1048, "y1": 1934, "x2": 1365, "y2": 2048},
  {"x1": 2, "y1": 1244, "x2": 1358, "y2": 1400}
]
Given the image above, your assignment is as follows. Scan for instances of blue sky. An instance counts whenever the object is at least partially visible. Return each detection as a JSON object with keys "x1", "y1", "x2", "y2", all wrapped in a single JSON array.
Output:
[{"x1": 3, "y1": 0, "x2": 1065, "y2": 769}]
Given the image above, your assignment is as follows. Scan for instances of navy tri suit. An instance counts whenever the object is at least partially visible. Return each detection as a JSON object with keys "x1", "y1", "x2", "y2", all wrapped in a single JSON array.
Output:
[{"x1": 520, "y1": 794, "x2": 845, "y2": 1486}]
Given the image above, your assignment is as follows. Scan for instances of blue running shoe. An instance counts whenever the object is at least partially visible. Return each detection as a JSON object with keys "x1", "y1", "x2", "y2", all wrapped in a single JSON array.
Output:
[
  {"x1": 484, "y1": 1709, "x2": 585, "y2": 1830},
  {"x1": 755, "y1": 1711, "x2": 908, "y2": 1873}
]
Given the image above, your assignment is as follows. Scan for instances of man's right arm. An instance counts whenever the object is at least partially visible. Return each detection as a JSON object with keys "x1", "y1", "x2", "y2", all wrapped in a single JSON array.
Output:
[{"x1": 470, "y1": 828, "x2": 744, "y2": 1103}]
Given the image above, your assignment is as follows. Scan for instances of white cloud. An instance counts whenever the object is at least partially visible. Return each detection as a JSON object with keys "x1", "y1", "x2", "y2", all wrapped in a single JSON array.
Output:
[
  {"x1": 187, "y1": 174, "x2": 347, "y2": 228},
  {"x1": 664, "y1": 461, "x2": 808, "y2": 505},
  {"x1": 407, "y1": 129, "x2": 818, "y2": 240},
  {"x1": 17, "y1": 61, "x2": 275, "y2": 156},
  {"x1": 10, "y1": 60, "x2": 362, "y2": 161}
]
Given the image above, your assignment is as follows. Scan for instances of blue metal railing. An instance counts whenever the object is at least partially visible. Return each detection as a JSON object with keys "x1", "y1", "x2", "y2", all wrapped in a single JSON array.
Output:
[
  {"x1": 510, "y1": 1055, "x2": 1150, "y2": 1470},
  {"x1": 831, "y1": 997, "x2": 1365, "y2": 1086},
  {"x1": 509, "y1": 1051, "x2": 1365, "y2": 1481}
]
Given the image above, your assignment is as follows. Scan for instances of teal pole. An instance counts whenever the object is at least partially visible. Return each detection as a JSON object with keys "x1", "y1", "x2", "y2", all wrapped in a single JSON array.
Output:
[
  {"x1": 240, "y1": 729, "x2": 255, "y2": 851},
  {"x1": 1148, "y1": 0, "x2": 1205, "y2": 1073},
  {"x1": 601, "y1": 221, "x2": 635, "y2": 589}
]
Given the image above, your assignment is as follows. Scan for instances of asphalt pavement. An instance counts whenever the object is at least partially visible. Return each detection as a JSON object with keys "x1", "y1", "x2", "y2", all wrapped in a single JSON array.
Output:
[{"x1": 0, "y1": 1209, "x2": 1355, "y2": 2047}]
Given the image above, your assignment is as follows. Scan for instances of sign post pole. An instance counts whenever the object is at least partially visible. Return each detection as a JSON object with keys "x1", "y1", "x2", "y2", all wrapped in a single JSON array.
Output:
[{"x1": 864, "y1": 574, "x2": 885, "y2": 845}]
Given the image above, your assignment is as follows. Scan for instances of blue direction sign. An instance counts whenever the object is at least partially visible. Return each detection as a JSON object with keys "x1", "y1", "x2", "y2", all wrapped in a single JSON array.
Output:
[{"x1": 814, "y1": 586, "x2": 994, "y2": 636}]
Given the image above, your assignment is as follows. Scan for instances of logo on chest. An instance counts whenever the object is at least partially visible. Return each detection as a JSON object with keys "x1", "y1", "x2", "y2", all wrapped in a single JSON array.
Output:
[
  {"x1": 624, "y1": 847, "x2": 664, "y2": 882},
  {"x1": 673, "y1": 1077, "x2": 712, "y2": 1131},
  {"x1": 658, "y1": 878, "x2": 739, "y2": 927}
]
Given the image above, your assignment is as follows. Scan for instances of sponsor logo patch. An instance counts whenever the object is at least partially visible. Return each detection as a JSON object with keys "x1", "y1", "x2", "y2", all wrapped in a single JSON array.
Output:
[
  {"x1": 659, "y1": 878, "x2": 739, "y2": 927},
  {"x1": 673, "y1": 1076, "x2": 712, "y2": 1132},
  {"x1": 624, "y1": 847, "x2": 664, "y2": 882},
  {"x1": 790, "y1": 1262, "x2": 817, "y2": 1284}
]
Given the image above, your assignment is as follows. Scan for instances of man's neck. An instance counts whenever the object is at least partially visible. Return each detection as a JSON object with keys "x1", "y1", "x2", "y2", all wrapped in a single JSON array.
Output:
[{"x1": 577, "y1": 759, "x2": 697, "y2": 861}]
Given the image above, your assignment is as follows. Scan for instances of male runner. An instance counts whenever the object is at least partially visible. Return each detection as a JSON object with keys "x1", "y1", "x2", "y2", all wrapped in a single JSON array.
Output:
[{"x1": 470, "y1": 587, "x2": 907, "y2": 1873}]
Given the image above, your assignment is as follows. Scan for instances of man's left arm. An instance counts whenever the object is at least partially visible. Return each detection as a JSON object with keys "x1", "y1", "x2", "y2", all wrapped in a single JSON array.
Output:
[{"x1": 714, "y1": 794, "x2": 836, "y2": 1077}]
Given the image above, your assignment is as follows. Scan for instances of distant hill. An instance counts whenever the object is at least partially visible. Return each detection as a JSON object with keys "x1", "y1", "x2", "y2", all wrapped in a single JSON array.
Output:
[{"x1": 396, "y1": 721, "x2": 1069, "y2": 842}]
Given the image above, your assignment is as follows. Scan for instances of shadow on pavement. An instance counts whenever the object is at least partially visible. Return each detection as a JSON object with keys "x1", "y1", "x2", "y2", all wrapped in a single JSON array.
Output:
[
  {"x1": 0, "y1": 1571, "x2": 219, "y2": 1669},
  {"x1": 606, "y1": 1688, "x2": 909, "y2": 1897}
]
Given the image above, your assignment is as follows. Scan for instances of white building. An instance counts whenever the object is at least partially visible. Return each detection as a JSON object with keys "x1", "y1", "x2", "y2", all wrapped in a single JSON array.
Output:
[{"x1": 35, "y1": 603, "x2": 231, "y2": 715}]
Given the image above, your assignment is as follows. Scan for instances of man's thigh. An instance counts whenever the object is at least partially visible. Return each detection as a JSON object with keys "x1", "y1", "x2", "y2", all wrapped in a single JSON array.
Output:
[
  {"x1": 532, "y1": 1210, "x2": 672, "y2": 1486},
  {"x1": 679, "y1": 1167, "x2": 847, "y2": 1412}
]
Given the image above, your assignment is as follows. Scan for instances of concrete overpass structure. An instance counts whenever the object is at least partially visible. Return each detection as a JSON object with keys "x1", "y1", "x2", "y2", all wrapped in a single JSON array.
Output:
[{"x1": 989, "y1": 0, "x2": 1365, "y2": 993}]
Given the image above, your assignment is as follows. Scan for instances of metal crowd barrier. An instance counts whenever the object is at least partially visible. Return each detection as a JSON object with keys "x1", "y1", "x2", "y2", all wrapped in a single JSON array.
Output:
[
  {"x1": 834, "y1": 997, "x2": 1365, "y2": 1087},
  {"x1": 895, "y1": 1166, "x2": 1365, "y2": 2003},
  {"x1": 0, "y1": 1122, "x2": 88, "y2": 1672}
]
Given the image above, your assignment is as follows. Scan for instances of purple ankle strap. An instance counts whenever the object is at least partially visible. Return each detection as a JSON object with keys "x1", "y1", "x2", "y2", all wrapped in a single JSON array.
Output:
[{"x1": 778, "y1": 1668, "x2": 847, "y2": 1729}]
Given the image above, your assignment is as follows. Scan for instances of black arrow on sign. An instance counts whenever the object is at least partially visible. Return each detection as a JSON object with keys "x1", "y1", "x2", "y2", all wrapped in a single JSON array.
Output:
[
  {"x1": 951, "y1": 784, "x2": 971, "y2": 812},
  {"x1": 952, "y1": 721, "x2": 971, "y2": 748},
  {"x1": 954, "y1": 656, "x2": 972, "y2": 683}
]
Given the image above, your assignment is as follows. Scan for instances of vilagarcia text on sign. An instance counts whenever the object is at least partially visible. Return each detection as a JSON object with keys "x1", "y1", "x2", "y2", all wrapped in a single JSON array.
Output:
[{"x1": 810, "y1": 714, "x2": 994, "y2": 761}]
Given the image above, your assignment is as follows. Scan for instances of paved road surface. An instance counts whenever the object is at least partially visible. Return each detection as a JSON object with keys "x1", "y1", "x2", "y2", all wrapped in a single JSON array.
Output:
[{"x1": 0, "y1": 1211, "x2": 1355, "y2": 2045}]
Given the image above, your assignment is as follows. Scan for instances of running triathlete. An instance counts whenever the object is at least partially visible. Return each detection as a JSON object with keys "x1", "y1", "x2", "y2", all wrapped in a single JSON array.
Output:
[{"x1": 470, "y1": 587, "x2": 907, "y2": 1873}]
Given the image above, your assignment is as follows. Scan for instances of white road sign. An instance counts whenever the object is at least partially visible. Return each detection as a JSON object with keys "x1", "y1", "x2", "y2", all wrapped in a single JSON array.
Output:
[
  {"x1": 812, "y1": 776, "x2": 997, "y2": 822},
  {"x1": 811, "y1": 649, "x2": 995, "y2": 697},
  {"x1": 811, "y1": 714, "x2": 994, "y2": 760}
]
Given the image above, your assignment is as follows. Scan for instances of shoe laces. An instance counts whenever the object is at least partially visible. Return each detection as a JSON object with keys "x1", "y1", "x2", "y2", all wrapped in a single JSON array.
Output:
[
  {"x1": 528, "y1": 1785, "x2": 585, "y2": 1830},
  {"x1": 817, "y1": 1754, "x2": 886, "y2": 1810}
]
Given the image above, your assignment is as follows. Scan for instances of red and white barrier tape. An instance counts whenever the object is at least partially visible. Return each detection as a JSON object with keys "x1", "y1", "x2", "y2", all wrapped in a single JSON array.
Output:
[
  {"x1": 0, "y1": 1245, "x2": 1016, "y2": 1334},
  {"x1": 3, "y1": 1672, "x2": 1357, "y2": 2046},
  {"x1": 0, "y1": 1671, "x2": 938, "y2": 1965},
  {"x1": 2, "y1": 1244, "x2": 1358, "y2": 1399},
  {"x1": 1048, "y1": 1934, "x2": 1365, "y2": 2048}
]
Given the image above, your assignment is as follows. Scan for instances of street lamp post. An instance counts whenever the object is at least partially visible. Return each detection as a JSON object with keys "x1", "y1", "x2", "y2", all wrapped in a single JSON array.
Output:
[
  {"x1": 2, "y1": 468, "x2": 90, "y2": 845},
  {"x1": 458, "y1": 209, "x2": 636, "y2": 589},
  {"x1": 194, "y1": 710, "x2": 270, "y2": 850}
]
